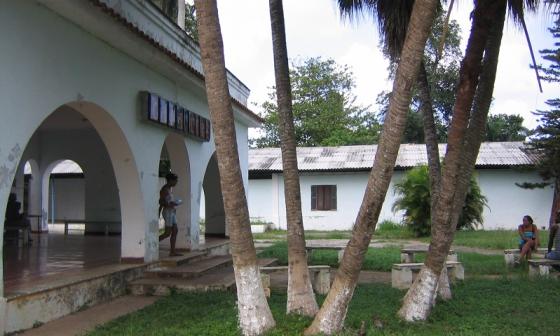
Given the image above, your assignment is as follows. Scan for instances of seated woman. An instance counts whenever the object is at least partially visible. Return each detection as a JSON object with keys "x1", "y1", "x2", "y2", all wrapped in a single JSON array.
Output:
[{"x1": 517, "y1": 215, "x2": 539, "y2": 264}]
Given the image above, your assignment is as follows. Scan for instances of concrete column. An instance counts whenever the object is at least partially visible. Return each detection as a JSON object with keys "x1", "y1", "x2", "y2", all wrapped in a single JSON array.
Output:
[
  {"x1": 28, "y1": 165, "x2": 42, "y2": 231},
  {"x1": 392, "y1": 267, "x2": 413, "y2": 289},
  {"x1": 189, "y1": 168, "x2": 203, "y2": 250},
  {"x1": 313, "y1": 269, "x2": 331, "y2": 295}
]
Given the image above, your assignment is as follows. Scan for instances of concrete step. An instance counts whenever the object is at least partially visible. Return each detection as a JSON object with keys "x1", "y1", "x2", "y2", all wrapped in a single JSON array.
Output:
[
  {"x1": 146, "y1": 255, "x2": 233, "y2": 279},
  {"x1": 156, "y1": 251, "x2": 208, "y2": 268},
  {"x1": 129, "y1": 268, "x2": 237, "y2": 296},
  {"x1": 129, "y1": 258, "x2": 278, "y2": 296}
]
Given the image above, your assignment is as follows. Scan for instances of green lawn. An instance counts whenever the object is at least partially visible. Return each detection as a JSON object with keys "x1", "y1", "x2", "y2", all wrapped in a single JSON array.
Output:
[
  {"x1": 88, "y1": 278, "x2": 560, "y2": 335},
  {"x1": 259, "y1": 242, "x2": 511, "y2": 275},
  {"x1": 255, "y1": 225, "x2": 551, "y2": 251}
]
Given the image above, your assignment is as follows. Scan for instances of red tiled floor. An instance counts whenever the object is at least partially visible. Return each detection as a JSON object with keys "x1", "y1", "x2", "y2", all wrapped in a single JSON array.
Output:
[
  {"x1": 3, "y1": 233, "x2": 121, "y2": 294},
  {"x1": 3, "y1": 233, "x2": 227, "y2": 296}
]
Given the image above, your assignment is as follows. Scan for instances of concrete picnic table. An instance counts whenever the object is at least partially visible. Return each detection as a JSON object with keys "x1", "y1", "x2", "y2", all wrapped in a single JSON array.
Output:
[{"x1": 400, "y1": 246, "x2": 457, "y2": 263}]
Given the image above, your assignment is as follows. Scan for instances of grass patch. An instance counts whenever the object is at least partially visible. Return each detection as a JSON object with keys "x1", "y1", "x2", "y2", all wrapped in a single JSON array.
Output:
[
  {"x1": 88, "y1": 278, "x2": 560, "y2": 336},
  {"x1": 259, "y1": 242, "x2": 512, "y2": 275},
  {"x1": 453, "y1": 229, "x2": 549, "y2": 250},
  {"x1": 256, "y1": 227, "x2": 551, "y2": 251},
  {"x1": 253, "y1": 230, "x2": 353, "y2": 240}
]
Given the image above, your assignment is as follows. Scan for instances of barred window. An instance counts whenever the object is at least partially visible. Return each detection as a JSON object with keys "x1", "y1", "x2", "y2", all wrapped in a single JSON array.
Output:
[{"x1": 311, "y1": 185, "x2": 337, "y2": 211}]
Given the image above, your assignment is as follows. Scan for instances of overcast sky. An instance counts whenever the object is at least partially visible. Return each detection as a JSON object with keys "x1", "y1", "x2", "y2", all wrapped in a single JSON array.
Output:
[{"x1": 212, "y1": 1, "x2": 559, "y2": 131}]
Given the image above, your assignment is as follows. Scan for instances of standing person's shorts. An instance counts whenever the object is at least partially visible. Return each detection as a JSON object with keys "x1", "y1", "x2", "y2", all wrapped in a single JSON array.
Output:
[{"x1": 162, "y1": 209, "x2": 177, "y2": 228}]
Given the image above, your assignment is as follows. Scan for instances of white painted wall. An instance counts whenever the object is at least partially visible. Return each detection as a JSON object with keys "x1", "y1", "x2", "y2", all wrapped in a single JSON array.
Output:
[
  {"x1": 0, "y1": 1, "x2": 255, "y2": 332},
  {"x1": 48, "y1": 177, "x2": 85, "y2": 221},
  {"x1": 248, "y1": 169, "x2": 553, "y2": 231}
]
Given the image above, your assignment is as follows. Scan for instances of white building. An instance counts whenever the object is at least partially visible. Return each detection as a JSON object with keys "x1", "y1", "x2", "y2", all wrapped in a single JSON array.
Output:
[
  {"x1": 0, "y1": 1, "x2": 259, "y2": 333},
  {"x1": 249, "y1": 142, "x2": 553, "y2": 231}
]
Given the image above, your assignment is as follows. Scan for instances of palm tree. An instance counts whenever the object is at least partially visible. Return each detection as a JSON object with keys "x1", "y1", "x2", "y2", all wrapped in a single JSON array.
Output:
[
  {"x1": 268, "y1": 0, "x2": 319, "y2": 317},
  {"x1": 193, "y1": 1, "x2": 276, "y2": 334},
  {"x1": 398, "y1": 0, "x2": 536, "y2": 321},
  {"x1": 338, "y1": 0, "x2": 443, "y2": 214},
  {"x1": 304, "y1": 1, "x2": 440, "y2": 334}
]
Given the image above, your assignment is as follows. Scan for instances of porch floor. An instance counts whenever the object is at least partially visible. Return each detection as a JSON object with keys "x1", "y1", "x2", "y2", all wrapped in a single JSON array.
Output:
[{"x1": 3, "y1": 233, "x2": 225, "y2": 297}]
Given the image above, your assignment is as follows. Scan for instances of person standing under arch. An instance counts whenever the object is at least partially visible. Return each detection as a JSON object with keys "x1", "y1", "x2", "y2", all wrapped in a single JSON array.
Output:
[{"x1": 159, "y1": 172, "x2": 182, "y2": 256}]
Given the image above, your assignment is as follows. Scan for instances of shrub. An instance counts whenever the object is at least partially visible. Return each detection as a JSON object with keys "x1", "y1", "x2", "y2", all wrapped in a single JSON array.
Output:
[{"x1": 392, "y1": 165, "x2": 488, "y2": 237}]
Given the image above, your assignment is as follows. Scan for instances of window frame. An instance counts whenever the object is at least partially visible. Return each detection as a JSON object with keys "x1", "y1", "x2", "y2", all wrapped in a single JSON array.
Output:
[{"x1": 311, "y1": 185, "x2": 337, "y2": 211}]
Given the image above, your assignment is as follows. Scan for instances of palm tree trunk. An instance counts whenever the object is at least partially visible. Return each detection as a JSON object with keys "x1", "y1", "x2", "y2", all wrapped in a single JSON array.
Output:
[
  {"x1": 398, "y1": 0, "x2": 507, "y2": 322},
  {"x1": 194, "y1": 1, "x2": 275, "y2": 334},
  {"x1": 269, "y1": 0, "x2": 318, "y2": 317},
  {"x1": 417, "y1": 61, "x2": 441, "y2": 196},
  {"x1": 417, "y1": 60, "x2": 452, "y2": 298},
  {"x1": 304, "y1": 1, "x2": 439, "y2": 334}
]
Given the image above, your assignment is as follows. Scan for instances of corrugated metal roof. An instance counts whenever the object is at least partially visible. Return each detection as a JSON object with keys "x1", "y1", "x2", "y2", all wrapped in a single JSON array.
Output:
[{"x1": 249, "y1": 142, "x2": 538, "y2": 172}]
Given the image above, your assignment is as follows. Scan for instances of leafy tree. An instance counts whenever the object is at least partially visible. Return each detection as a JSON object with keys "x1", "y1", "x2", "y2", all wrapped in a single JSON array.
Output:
[
  {"x1": 253, "y1": 57, "x2": 380, "y2": 147},
  {"x1": 485, "y1": 114, "x2": 529, "y2": 141},
  {"x1": 522, "y1": 13, "x2": 560, "y2": 225},
  {"x1": 184, "y1": 2, "x2": 198, "y2": 42},
  {"x1": 376, "y1": 11, "x2": 463, "y2": 143},
  {"x1": 393, "y1": 166, "x2": 488, "y2": 237}
]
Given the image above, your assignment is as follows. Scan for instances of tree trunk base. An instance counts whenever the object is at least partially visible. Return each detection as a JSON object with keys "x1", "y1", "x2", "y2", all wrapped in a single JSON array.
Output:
[
  {"x1": 304, "y1": 277, "x2": 354, "y2": 335},
  {"x1": 287, "y1": 266, "x2": 319, "y2": 317},
  {"x1": 234, "y1": 264, "x2": 276, "y2": 336},
  {"x1": 398, "y1": 267, "x2": 438, "y2": 321}
]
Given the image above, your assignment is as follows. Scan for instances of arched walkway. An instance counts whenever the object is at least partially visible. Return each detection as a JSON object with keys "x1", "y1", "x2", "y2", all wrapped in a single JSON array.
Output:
[
  {"x1": 2, "y1": 102, "x2": 146, "y2": 296},
  {"x1": 202, "y1": 153, "x2": 226, "y2": 237}
]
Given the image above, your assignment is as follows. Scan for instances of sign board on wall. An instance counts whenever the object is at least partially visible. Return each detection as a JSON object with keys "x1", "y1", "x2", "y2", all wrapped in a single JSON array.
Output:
[{"x1": 140, "y1": 91, "x2": 211, "y2": 142}]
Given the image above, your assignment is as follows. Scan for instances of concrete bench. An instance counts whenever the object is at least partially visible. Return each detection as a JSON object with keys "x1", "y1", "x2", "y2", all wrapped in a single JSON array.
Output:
[
  {"x1": 400, "y1": 247, "x2": 457, "y2": 263},
  {"x1": 504, "y1": 248, "x2": 547, "y2": 267},
  {"x1": 392, "y1": 261, "x2": 464, "y2": 290},
  {"x1": 260, "y1": 265, "x2": 331, "y2": 295},
  {"x1": 306, "y1": 246, "x2": 345, "y2": 262},
  {"x1": 528, "y1": 259, "x2": 560, "y2": 277}
]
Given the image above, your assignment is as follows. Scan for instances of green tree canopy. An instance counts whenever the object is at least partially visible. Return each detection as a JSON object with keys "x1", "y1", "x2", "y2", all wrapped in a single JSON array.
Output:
[
  {"x1": 521, "y1": 14, "x2": 560, "y2": 225},
  {"x1": 377, "y1": 11, "x2": 463, "y2": 143},
  {"x1": 485, "y1": 114, "x2": 529, "y2": 141},
  {"x1": 253, "y1": 57, "x2": 380, "y2": 147}
]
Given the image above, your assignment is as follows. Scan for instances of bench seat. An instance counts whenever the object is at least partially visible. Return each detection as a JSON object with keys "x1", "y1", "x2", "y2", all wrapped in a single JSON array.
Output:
[
  {"x1": 528, "y1": 258, "x2": 560, "y2": 277},
  {"x1": 392, "y1": 261, "x2": 464, "y2": 289},
  {"x1": 400, "y1": 247, "x2": 457, "y2": 263},
  {"x1": 260, "y1": 265, "x2": 331, "y2": 295},
  {"x1": 504, "y1": 248, "x2": 547, "y2": 267}
]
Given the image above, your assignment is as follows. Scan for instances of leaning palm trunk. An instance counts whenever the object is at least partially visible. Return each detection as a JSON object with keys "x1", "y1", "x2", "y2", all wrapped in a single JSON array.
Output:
[
  {"x1": 304, "y1": 1, "x2": 439, "y2": 334},
  {"x1": 417, "y1": 61, "x2": 442, "y2": 195},
  {"x1": 194, "y1": 1, "x2": 275, "y2": 334},
  {"x1": 269, "y1": 0, "x2": 318, "y2": 316},
  {"x1": 417, "y1": 61, "x2": 450, "y2": 300},
  {"x1": 398, "y1": 0, "x2": 507, "y2": 322}
]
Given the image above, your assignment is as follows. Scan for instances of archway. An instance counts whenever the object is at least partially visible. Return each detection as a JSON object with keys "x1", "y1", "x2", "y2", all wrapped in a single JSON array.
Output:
[
  {"x1": 2, "y1": 102, "x2": 145, "y2": 296},
  {"x1": 158, "y1": 133, "x2": 192, "y2": 250},
  {"x1": 202, "y1": 153, "x2": 226, "y2": 237},
  {"x1": 40, "y1": 160, "x2": 86, "y2": 234}
]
